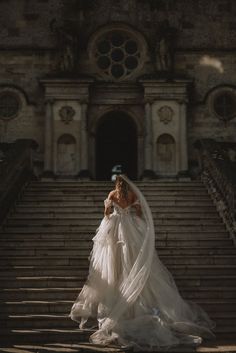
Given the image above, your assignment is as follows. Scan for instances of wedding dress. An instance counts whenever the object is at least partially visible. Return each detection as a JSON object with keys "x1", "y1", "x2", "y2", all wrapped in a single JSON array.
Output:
[{"x1": 70, "y1": 175, "x2": 215, "y2": 351}]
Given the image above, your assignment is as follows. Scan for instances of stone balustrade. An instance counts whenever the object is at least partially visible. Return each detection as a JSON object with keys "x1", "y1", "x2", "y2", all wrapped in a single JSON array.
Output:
[
  {"x1": 195, "y1": 139, "x2": 236, "y2": 246},
  {"x1": 0, "y1": 139, "x2": 37, "y2": 224}
]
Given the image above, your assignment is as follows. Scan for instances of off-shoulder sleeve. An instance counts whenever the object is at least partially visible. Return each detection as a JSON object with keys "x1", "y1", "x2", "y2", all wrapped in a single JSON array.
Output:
[
  {"x1": 132, "y1": 199, "x2": 140, "y2": 206},
  {"x1": 104, "y1": 198, "x2": 113, "y2": 207}
]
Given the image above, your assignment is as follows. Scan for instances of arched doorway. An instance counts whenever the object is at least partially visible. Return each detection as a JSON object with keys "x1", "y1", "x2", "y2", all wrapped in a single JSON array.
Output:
[{"x1": 96, "y1": 111, "x2": 137, "y2": 180}]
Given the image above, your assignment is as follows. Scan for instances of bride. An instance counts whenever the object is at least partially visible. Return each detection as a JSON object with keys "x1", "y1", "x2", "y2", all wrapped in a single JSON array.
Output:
[{"x1": 70, "y1": 175, "x2": 215, "y2": 350}]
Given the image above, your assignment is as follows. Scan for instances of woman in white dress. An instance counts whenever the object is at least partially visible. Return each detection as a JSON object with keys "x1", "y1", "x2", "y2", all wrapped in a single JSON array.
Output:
[{"x1": 70, "y1": 175, "x2": 215, "y2": 351}]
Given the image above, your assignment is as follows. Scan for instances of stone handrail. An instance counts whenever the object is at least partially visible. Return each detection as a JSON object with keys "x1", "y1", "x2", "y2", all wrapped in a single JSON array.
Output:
[
  {"x1": 195, "y1": 139, "x2": 236, "y2": 246},
  {"x1": 0, "y1": 139, "x2": 36, "y2": 225}
]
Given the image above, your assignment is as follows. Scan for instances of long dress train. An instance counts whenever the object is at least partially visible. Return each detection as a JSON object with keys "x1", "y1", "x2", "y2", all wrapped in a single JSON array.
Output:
[{"x1": 70, "y1": 176, "x2": 215, "y2": 351}]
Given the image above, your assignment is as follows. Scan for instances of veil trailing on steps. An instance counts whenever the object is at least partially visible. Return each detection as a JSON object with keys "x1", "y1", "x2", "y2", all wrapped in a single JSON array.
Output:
[{"x1": 70, "y1": 174, "x2": 215, "y2": 350}]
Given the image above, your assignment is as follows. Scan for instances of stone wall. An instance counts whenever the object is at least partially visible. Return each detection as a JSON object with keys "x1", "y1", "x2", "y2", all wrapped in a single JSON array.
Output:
[{"x1": 0, "y1": 0, "x2": 235, "y2": 175}]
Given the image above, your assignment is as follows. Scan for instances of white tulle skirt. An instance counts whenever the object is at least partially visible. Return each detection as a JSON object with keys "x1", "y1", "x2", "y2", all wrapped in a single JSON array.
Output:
[{"x1": 70, "y1": 210, "x2": 215, "y2": 351}]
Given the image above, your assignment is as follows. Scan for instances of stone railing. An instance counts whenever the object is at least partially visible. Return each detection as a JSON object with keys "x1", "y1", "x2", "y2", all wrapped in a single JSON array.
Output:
[
  {"x1": 195, "y1": 139, "x2": 236, "y2": 246},
  {"x1": 0, "y1": 139, "x2": 37, "y2": 225}
]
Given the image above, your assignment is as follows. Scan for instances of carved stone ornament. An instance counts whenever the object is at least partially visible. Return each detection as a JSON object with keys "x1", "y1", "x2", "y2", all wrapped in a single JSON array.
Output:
[
  {"x1": 158, "y1": 106, "x2": 174, "y2": 124},
  {"x1": 59, "y1": 106, "x2": 75, "y2": 124}
]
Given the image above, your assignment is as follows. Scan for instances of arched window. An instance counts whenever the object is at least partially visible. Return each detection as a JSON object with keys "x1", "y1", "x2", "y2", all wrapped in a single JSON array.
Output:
[
  {"x1": 156, "y1": 134, "x2": 176, "y2": 175},
  {"x1": 0, "y1": 92, "x2": 20, "y2": 120},
  {"x1": 208, "y1": 86, "x2": 236, "y2": 122},
  {"x1": 213, "y1": 91, "x2": 236, "y2": 121},
  {"x1": 57, "y1": 134, "x2": 76, "y2": 175}
]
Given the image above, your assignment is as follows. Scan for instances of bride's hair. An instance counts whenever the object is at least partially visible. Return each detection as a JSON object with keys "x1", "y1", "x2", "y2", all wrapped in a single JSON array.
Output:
[{"x1": 115, "y1": 175, "x2": 130, "y2": 200}]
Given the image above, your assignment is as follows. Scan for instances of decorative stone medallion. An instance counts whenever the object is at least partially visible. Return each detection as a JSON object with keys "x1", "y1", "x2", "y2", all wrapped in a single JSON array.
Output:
[
  {"x1": 59, "y1": 106, "x2": 75, "y2": 124},
  {"x1": 158, "y1": 106, "x2": 174, "y2": 124}
]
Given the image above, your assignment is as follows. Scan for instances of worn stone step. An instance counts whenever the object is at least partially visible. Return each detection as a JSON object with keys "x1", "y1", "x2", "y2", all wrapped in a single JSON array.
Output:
[
  {"x1": 1, "y1": 313, "x2": 234, "y2": 330},
  {"x1": 2, "y1": 299, "x2": 236, "y2": 315},
  {"x1": 27, "y1": 184, "x2": 205, "y2": 190},
  {"x1": 0, "y1": 240, "x2": 232, "y2": 257},
  {"x1": 0, "y1": 327, "x2": 91, "y2": 344},
  {"x1": 6, "y1": 218, "x2": 224, "y2": 227},
  {"x1": 1, "y1": 286, "x2": 236, "y2": 301},
  {"x1": 9, "y1": 212, "x2": 220, "y2": 220},
  {"x1": 18, "y1": 192, "x2": 210, "y2": 204},
  {"x1": 1, "y1": 275, "x2": 236, "y2": 289},
  {"x1": 29, "y1": 181, "x2": 203, "y2": 187},
  {"x1": 0, "y1": 300, "x2": 74, "y2": 314},
  {"x1": 0, "y1": 246, "x2": 235, "y2": 258},
  {"x1": 23, "y1": 190, "x2": 209, "y2": 198},
  {"x1": 1, "y1": 265, "x2": 235, "y2": 277},
  {"x1": 1, "y1": 230, "x2": 229, "y2": 239},
  {"x1": 0, "y1": 239, "x2": 231, "y2": 251},
  {"x1": 180, "y1": 288, "x2": 236, "y2": 300},
  {"x1": 198, "y1": 300, "x2": 236, "y2": 312},
  {"x1": 16, "y1": 200, "x2": 215, "y2": 207},
  {"x1": 3, "y1": 224, "x2": 226, "y2": 233},
  {"x1": 14, "y1": 206, "x2": 218, "y2": 214},
  {"x1": 0, "y1": 255, "x2": 235, "y2": 266}
]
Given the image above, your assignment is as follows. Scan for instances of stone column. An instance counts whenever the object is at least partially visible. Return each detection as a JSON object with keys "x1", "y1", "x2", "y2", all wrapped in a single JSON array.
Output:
[
  {"x1": 143, "y1": 101, "x2": 155, "y2": 178},
  {"x1": 43, "y1": 99, "x2": 54, "y2": 176},
  {"x1": 79, "y1": 102, "x2": 90, "y2": 178},
  {"x1": 179, "y1": 100, "x2": 188, "y2": 171}
]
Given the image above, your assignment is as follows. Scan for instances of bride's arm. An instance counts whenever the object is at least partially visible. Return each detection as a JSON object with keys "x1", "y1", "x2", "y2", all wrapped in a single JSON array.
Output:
[
  {"x1": 131, "y1": 193, "x2": 142, "y2": 217},
  {"x1": 104, "y1": 191, "x2": 115, "y2": 217}
]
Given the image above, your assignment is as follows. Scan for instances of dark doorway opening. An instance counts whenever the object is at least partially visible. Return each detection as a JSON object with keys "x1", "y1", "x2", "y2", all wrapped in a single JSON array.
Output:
[{"x1": 96, "y1": 111, "x2": 137, "y2": 180}]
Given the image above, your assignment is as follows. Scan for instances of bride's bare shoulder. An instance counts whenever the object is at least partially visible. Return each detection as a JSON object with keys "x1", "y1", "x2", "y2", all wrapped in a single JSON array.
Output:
[{"x1": 107, "y1": 190, "x2": 116, "y2": 200}]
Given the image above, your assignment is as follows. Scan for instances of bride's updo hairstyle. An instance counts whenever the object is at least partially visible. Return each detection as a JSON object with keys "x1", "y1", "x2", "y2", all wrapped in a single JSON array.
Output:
[{"x1": 115, "y1": 175, "x2": 130, "y2": 200}]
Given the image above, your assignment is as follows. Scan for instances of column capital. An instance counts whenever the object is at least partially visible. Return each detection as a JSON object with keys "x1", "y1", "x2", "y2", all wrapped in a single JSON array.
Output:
[
  {"x1": 45, "y1": 98, "x2": 55, "y2": 106},
  {"x1": 144, "y1": 98, "x2": 154, "y2": 105}
]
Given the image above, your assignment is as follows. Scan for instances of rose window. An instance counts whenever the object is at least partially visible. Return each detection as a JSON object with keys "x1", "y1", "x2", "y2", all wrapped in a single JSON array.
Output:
[{"x1": 94, "y1": 31, "x2": 141, "y2": 80}]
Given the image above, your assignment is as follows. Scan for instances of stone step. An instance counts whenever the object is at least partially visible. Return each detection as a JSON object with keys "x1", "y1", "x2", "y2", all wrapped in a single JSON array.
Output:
[
  {"x1": 28, "y1": 183, "x2": 204, "y2": 190},
  {"x1": 0, "y1": 240, "x2": 236, "y2": 254},
  {"x1": 20, "y1": 195, "x2": 211, "y2": 202},
  {"x1": 29, "y1": 181, "x2": 203, "y2": 187},
  {"x1": 1, "y1": 275, "x2": 236, "y2": 289},
  {"x1": 9, "y1": 212, "x2": 220, "y2": 220},
  {"x1": 1, "y1": 300, "x2": 236, "y2": 324},
  {"x1": 0, "y1": 330, "x2": 232, "y2": 347},
  {"x1": 0, "y1": 255, "x2": 235, "y2": 266},
  {"x1": 0, "y1": 327, "x2": 91, "y2": 345},
  {"x1": 16, "y1": 200, "x2": 215, "y2": 207},
  {"x1": 1, "y1": 286, "x2": 236, "y2": 301},
  {"x1": 3, "y1": 224, "x2": 226, "y2": 233},
  {"x1": 2, "y1": 299, "x2": 236, "y2": 315},
  {"x1": 2, "y1": 230, "x2": 229, "y2": 239},
  {"x1": 0, "y1": 239, "x2": 231, "y2": 250},
  {"x1": 0, "y1": 245, "x2": 234, "y2": 256},
  {"x1": 14, "y1": 205, "x2": 218, "y2": 214},
  {"x1": 0, "y1": 244, "x2": 233, "y2": 257},
  {"x1": 23, "y1": 190, "x2": 209, "y2": 197},
  {"x1": 1, "y1": 265, "x2": 235, "y2": 276},
  {"x1": 1, "y1": 313, "x2": 235, "y2": 329},
  {"x1": 5, "y1": 218, "x2": 224, "y2": 227}
]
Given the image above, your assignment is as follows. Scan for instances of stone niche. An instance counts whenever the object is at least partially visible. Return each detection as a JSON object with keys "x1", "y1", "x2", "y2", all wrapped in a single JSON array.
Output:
[
  {"x1": 40, "y1": 78, "x2": 93, "y2": 177},
  {"x1": 140, "y1": 79, "x2": 191, "y2": 177}
]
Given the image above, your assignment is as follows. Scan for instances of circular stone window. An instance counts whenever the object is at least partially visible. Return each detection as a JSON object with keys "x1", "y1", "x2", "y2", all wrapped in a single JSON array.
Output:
[
  {"x1": 92, "y1": 29, "x2": 144, "y2": 80},
  {"x1": 0, "y1": 92, "x2": 20, "y2": 120},
  {"x1": 211, "y1": 89, "x2": 236, "y2": 122},
  {"x1": 213, "y1": 92, "x2": 236, "y2": 121}
]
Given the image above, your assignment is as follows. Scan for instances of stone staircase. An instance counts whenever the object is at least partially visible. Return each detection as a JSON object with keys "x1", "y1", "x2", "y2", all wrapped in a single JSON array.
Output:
[{"x1": 0, "y1": 180, "x2": 236, "y2": 348}]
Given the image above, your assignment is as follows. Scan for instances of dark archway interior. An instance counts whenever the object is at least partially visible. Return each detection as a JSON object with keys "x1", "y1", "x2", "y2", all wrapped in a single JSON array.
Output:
[{"x1": 96, "y1": 111, "x2": 137, "y2": 180}]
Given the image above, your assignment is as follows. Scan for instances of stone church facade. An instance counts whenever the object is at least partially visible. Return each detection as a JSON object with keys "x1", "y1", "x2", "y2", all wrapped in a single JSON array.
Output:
[{"x1": 0, "y1": 0, "x2": 236, "y2": 180}]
